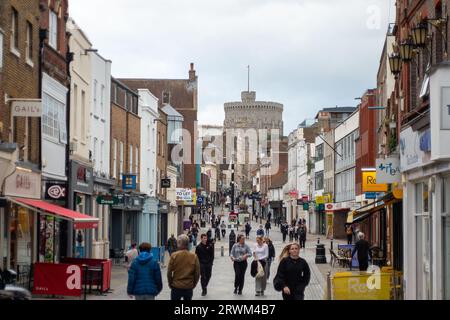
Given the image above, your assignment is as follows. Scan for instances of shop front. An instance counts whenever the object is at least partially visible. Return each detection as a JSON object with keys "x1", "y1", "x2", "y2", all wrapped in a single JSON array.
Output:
[
  {"x1": 68, "y1": 161, "x2": 94, "y2": 258},
  {"x1": 325, "y1": 202, "x2": 353, "y2": 239},
  {"x1": 92, "y1": 174, "x2": 115, "y2": 259},
  {"x1": 141, "y1": 196, "x2": 158, "y2": 246},
  {"x1": 110, "y1": 193, "x2": 143, "y2": 253},
  {"x1": 1, "y1": 168, "x2": 41, "y2": 273},
  {"x1": 158, "y1": 200, "x2": 170, "y2": 247}
]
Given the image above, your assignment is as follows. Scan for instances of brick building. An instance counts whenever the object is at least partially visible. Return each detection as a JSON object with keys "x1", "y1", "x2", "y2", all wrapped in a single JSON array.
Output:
[
  {"x1": 109, "y1": 77, "x2": 142, "y2": 252},
  {"x1": 0, "y1": 0, "x2": 41, "y2": 271},
  {"x1": 119, "y1": 63, "x2": 198, "y2": 190}
]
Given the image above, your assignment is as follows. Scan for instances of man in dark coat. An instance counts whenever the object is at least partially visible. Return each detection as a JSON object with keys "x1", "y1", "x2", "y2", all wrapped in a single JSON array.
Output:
[
  {"x1": 195, "y1": 234, "x2": 215, "y2": 296},
  {"x1": 352, "y1": 232, "x2": 372, "y2": 271}
]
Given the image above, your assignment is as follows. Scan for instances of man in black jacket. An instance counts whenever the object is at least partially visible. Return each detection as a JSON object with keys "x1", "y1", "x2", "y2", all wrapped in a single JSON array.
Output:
[
  {"x1": 195, "y1": 234, "x2": 215, "y2": 296},
  {"x1": 352, "y1": 232, "x2": 372, "y2": 271}
]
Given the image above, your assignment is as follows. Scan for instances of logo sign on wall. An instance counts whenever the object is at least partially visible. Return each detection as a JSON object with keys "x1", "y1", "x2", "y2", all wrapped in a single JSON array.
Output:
[
  {"x1": 32, "y1": 263, "x2": 82, "y2": 297},
  {"x1": 45, "y1": 182, "x2": 67, "y2": 200},
  {"x1": 362, "y1": 171, "x2": 388, "y2": 193},
  {"x1": 161, "y1": 178, "x2": 171, "y2": 188},
  {"x1": 376, "y1": 158, "x2": 401, "y2": 184},
  {"x1": 122, "y1": 174, "x2": 137, "y2": 190},
  {"x1": 11, "y1": 100, "x2": 42, "y2": 117}
]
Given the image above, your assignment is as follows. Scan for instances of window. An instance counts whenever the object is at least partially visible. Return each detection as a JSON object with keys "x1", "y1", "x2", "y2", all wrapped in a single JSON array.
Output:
[
  {"x1": 315, "y1": 144, "x2": 324, "y2": 162},
  {"x1": 93, "y1": 138, "x2": 98, "y2": 165},
  {"x1": 113, "y1": 139, "x2": 117, "y2": 179},
  {"x1": 100, "y1": 85, "x2": 105, "y2": 117},
  {"x1": 163, "y1": 91, "x2": 170, "y2": 104},
  {"x1": 100, "y1": 140, "x2": 104, "y2": 170},
  {"x1": 315, "y1": 171, "x2": 324, "y2": 190},
  {"x1": 73, "y1": 84, "x2": 78, "y2": 137},
  {"x1": 25, "y1": 22, "x2": 33, "y2": 64},
  {"x1": 93, "y1": 80, "x2": 98, "y2": 114},
  {"x1": 157, "y1": 132, "x2": 161, "y2": 155},
  {"x1": 124, "y1": 93, "x2": 128, "y2": 109},
  {"x1": 135, "y1": 147, "x2": 139, "y2": 183},
  {"x1": 0, "y1": 31, "x2": 3, "y2": 69},
  {"x1": 49, "y1": 11, "x2": 58, "y2": 49},
  {"x1": 10, "y1": 8, "x2": 19, "y2": 53},
  {"x1": 129, "y1": 145, "x2": 133, "y2": 173},
  {"x1": 81, "y1": 90, "x2": 86, "y2": 141},
  {"x1": 42, "y1": 93, "x2": 66, "y2": 142},
  {"x1": 119, "y1": 142, "x2": 124, "y2": 178}
]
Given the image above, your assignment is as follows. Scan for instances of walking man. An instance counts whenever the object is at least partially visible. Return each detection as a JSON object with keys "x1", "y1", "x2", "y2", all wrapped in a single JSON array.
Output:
[
  {"x1": 230, "y1": 235, "x2": 252, "y2": 295},
  {"x1": 167, "y1": 234, "x2": 200, "y2": 300},
  {"x1": 264, "y1": 221, "x2": 271, "y2": 236},
  {"x1": 127, "y1": 242, "x2": 163, "y2": 300},
  {"x1": 167, "y1": 234, "x2": 177, "y2": 256},
  {"x1": 195, "y1": 234, "x2": 214, "y2": 296},
  {"x1": 346, "y1": 224, "x2": 353, "y2": 245},
  {"x1": 245, "y1": 221, "x2": 252, "y2": 239},
  {"x1": 352, "y1": 232, "x2": 372, "y2": 271},
  {"x1": 281, "y1": 222, "x2": 288, "y2": 243},
  {"x1": 256, "y1": 225, "x2": 265, "y2": 237},
  {"x1": 299, "y1": 225, "x2": 307, "y2": 249},
  {"x1": 220, "y1": 221, "x2": 227, "y2": 238},
  {"x1": 229, "y1": 229, "x2": 237, "y2": 255},
  {"x1": 125, "y1": 243, "x2": 139, "y2": 270}
]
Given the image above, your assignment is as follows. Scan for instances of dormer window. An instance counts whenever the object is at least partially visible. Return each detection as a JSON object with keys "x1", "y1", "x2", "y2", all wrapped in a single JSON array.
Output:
[{"x1": 162, "y1": 91, "x2": 170, "y2": 104}]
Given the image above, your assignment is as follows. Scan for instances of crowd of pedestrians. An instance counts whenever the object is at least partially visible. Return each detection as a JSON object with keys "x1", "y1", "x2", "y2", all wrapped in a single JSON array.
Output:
[{"x1": 126, "y1": 209, "x2": 317, "y2": 301}]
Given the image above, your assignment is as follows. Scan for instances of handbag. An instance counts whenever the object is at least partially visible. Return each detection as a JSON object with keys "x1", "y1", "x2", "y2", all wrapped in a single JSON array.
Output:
[
  {"x1": 273, "y1": 274, "x2": 284, "y2": 291},
  {"x1": 255, "y1": 261, "x2": 265, "y2": 279}
]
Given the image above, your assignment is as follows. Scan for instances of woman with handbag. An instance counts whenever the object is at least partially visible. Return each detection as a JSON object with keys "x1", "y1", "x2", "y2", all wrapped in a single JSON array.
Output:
[
  {"x1": 273, "y1": 243, "x2": 311, "y2": 300},
  {"x1": 252, "y1": 236, "x2": 269, "y2": 296}
]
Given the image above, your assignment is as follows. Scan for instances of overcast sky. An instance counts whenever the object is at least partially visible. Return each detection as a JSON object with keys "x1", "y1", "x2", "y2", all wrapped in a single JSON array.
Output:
[{"x1": 70, "y1": 0, "x2": 395, "y2": 134}]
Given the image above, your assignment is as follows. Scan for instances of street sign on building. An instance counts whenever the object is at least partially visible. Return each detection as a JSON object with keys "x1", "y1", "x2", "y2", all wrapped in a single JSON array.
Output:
[{"x1": 376, "y1": 158, "x2": 401, "y2": 184}]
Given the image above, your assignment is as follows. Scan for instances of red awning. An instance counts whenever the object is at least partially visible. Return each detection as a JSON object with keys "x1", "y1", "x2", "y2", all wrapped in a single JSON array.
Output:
[{"x1": 10, "y1": 197, "x2": 99, "y2": 229}]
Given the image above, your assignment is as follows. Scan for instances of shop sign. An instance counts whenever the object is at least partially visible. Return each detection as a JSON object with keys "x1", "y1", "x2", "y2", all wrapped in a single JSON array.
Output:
[
  {"x1": 12, "y1": 100, "x2": 42, "y2": 117},
  {"x1": 331, "y1": 272, "x2": 391, "y2": 300},
  {"x1": 161, "y1": 178, "x2": 171, "y2": 188},
  {"x1": 4, "y1": 170, "x2": 41, "y2": 199},
  {"x1": 376, "y1": 157, "x2": 401, "y2": 184},
  {"x1": 316, "y1": 196, "x2": 325, "y2": 204},
  {"x1": 297, "y1": 199, "x2": 303, "y2": 205},
  {"x1": 364, "y1": 192, "x2": 377, "y2": 200},
  {"x1": 303, "y1": 202, "x2": 309, "y2": 211},
  {"x1": 96, "y1": 195, "x2": 119, "y2": 205},
  {"x1": 325, "y1": 203, "x2": 334, "y2": 211},
  {"x1": 32, "y1": 263, "x2": 83, "y2": 297},
  {"x1": 302, "y1": 195, "x2": 309, "y2": 202},
  {"x1": 176, "y1": 188, "x2": 192, "y2": 201},
  {"x1": 71, "y1": 162, "x2": 93, "y2": 194},
  {"x1": 45, "y1": 182, "x2": 67, "y2": 200},
  {"x1": 400, "y1": 126, "x2": 432, "y2": 172},
  {"x1": 362, "y1": 171, "x2": 388, "y2": 193},
  {"x1": 122, "y1": 174, "x2": 137, "y2": 190}
]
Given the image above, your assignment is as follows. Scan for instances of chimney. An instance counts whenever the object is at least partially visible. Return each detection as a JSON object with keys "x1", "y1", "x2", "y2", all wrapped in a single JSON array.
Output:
[{"x1": 189, "y1": 62, "x2": 196, "y2": 81}]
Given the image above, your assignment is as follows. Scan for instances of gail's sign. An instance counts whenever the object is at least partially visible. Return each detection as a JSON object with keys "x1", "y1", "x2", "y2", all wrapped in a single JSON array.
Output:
[
  {"x1": 4, "y1": 170, "x2": 41, "y2": 199},
  {"x1": 11, "y1": 100, "x2": 42, "y2": 117}
]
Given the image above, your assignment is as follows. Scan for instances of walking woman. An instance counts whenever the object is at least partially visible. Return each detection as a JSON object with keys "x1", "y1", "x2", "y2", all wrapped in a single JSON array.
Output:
[
  {"x1": 274, "y1": 243, "x2": 311, "y2": 300},
  {"x1": 230, "y1": 235, "x2": 252, "y2": 295},
  {"x1": 253, "y1": 236, "x2": 268, "y2": 296},
  {"x1": 264, "y1": 237, "x2": 276, "y2": 280}
]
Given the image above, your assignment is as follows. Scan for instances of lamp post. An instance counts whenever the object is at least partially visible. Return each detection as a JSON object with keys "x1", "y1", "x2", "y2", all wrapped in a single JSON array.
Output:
[{"x1": 388, "y1": 53, "x2": 402, "y2": 79}]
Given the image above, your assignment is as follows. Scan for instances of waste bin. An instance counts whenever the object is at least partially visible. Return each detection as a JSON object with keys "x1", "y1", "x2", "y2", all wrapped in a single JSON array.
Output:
[{"x1": 315, "y1": 244, "x2": 327, "y2": 264}]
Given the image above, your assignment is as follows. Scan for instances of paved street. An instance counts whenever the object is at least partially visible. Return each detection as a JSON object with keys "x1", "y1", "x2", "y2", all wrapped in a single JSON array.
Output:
[{"x1": 86, "y1": 209, "x2": 344, "y2": 300}]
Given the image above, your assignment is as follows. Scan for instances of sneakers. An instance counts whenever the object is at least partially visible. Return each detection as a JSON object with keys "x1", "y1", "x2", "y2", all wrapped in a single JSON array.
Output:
[
  {"x1": 255, "y1": 292, "x2": 261, "y2": 297},
  {"x1": 201, "y1": 288, "x2": 207, "y2": 296}
]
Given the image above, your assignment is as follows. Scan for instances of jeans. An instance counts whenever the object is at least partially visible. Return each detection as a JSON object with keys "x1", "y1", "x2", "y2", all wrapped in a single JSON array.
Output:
[
  {"x1": 171, "y1": 288, "x2": 193, "y2": 300},
  {"x1": 347, "y1": 234, "x2": 353, "y2": 245},
  {"x1": 266, "y1": 258, "x2": 272, "y2": 279},
  {"x1": 282, "y1": 233, "x2": 287, "y2": 242},
  {"x1": 200, "y1": 263, "x2": 213, "y2": 290},
  {"x1": 299, "y1": 238, "x2": 306, "y2": 248},
  {"x1": 222, "y1": 229, "x2": 226, "y2": 238},
  {"x1": 233, "y1": 261, "x2": 248, "y2": 292},
  {"x1": 135, "y1": 295, "x2": 155, "y2": 300}
]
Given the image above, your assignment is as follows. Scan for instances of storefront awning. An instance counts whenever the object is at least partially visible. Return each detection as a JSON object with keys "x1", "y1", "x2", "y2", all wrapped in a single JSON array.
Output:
[
  {"x1": 348, "y1": 203, "x2": 387, "y2": 224},
  {"x1": 9, "y1": 197, "x2": 99, "y2": 229}
]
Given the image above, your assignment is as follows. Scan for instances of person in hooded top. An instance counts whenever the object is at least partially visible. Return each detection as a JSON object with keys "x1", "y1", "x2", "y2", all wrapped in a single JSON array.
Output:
[{"x1": 127, "y1": 242, "x2": 163, "y2": 300}]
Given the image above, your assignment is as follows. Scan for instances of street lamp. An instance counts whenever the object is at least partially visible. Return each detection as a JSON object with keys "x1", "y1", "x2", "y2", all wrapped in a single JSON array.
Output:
[
  {"x1": 411, "y1": 22, "x2": 428, "y2": 47},
  {"x1": 399, "y1": 39, "x2": 414, "y2": 62},
  {"x1": 388, "y1": 53, "x2": 402, "y2": 79}
]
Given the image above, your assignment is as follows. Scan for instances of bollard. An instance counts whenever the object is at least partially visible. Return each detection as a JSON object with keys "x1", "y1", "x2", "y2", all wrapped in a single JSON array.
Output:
[
  {"x1": 221, "y1": 246, "x2": 224, "y2": 257},
  {"x1": 317, "y1": 237, "x2": 320, "y2": 244}
]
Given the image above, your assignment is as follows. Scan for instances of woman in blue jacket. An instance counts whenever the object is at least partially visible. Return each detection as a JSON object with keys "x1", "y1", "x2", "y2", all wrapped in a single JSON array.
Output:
[{"x1": 127, "y1": 242, "x2": 163, "y2": 300}]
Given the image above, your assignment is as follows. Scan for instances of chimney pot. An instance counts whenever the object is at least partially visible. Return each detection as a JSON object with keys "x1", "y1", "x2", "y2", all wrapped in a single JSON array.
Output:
[{"x1": 190, "y1": 63, "x2": 194, "y2": 70}]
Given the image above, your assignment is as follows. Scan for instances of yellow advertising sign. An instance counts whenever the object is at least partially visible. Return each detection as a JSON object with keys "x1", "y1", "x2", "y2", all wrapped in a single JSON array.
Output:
[
  {"x1": 316, "y1": 196, "x2": 325, "y2": 204},
  {"x1": 331, "y1": 272, "x2": 392, "y2": 300},
  {"x1": 362, "y1": 171, "x2": 388, "y2": 193}
]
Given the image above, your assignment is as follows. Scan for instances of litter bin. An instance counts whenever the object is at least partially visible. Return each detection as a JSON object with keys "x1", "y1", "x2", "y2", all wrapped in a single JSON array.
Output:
[{"x1": 315, "y1": 244, "x2": 327, "y2": 264}]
